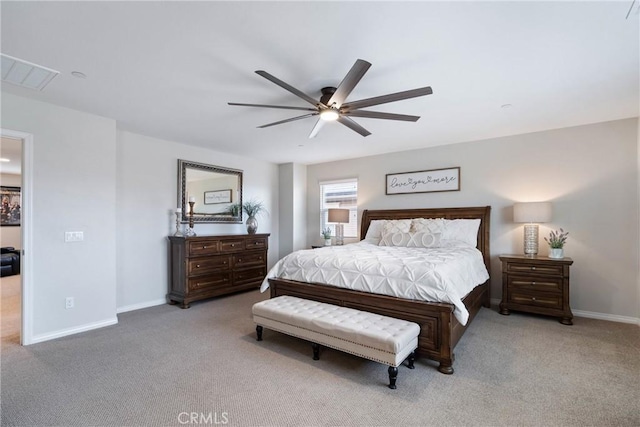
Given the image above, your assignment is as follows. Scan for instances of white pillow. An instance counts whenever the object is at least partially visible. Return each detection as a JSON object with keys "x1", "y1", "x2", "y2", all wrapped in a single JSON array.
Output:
[
  {"x1": 379, "y1": 231, "x2": 442, "y2": 248},
  {"x1": 441, "y1": 219, "x2": 481, "y2": 247},
  {"x1": 382, "y1": 219, "x2": 412, "y2": 234},
  {"x1": 363, "y1": 220, "x2": 387, "y2": 244}
]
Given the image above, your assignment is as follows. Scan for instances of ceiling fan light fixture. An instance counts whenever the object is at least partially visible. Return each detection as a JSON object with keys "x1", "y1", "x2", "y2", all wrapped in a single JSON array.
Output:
[{"x1": 320, "y1": 108, "x2": 339, "y2": 121}]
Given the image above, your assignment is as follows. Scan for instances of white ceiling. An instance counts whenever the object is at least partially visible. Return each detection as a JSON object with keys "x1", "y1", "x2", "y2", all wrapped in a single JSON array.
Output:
[{"x1": 1, "y1": 1, "x2": 638, "y2": 165}]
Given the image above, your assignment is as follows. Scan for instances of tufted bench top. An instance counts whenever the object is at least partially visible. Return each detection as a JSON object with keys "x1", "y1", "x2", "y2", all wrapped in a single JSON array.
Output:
[{"x1": 252, "y1": 295, "x2": 419, "y2": 354}]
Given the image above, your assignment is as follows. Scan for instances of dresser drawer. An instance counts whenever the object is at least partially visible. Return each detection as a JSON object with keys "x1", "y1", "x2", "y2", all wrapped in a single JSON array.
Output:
[
  {"x1": 188, "y1": 272, "x2": 232, "y2": 292},
  {"x1": 508, "y1": 275, "x2": 562, "y2": 293},
  {"x1": 245, "y1": 237, "x2": 268, "y2": 250},
  {"x1": 220, "y1": 239, "x2": 245, "y2": 253},
  {"x1": 233, "y1": 266, "x2": 266, "y2": 287},
  {"x1": 506, "y1": 262, "x2": 563, "y2": 276},
  {"x1": 508, "y1": 291, "x2": 562, "y2": 309},
  {"x1": 233, "y1": 251, "x2": 266, "y2": 268},
  {"x1": 188, "y1": 240, "x2": 220, "y2": 256},
  {"x1": 188, "y1": 256, "x2": 231, "y2": 276}
]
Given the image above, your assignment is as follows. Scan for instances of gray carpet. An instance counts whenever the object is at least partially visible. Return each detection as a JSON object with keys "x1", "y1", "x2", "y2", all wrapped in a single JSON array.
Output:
[{"x1": 2, "y1": 290, "x2": 639, "y2": 427}]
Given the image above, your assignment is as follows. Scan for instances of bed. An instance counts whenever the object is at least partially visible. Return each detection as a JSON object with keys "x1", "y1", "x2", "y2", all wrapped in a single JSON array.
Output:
[{"x1": 265, "y1": 206, "x2": 491, "y2": 374}]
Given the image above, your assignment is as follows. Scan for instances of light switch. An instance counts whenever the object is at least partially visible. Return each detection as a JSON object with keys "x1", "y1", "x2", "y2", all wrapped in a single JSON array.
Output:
[{"x1": 64, "y1": 231, "x2": 84, "y2": 242}]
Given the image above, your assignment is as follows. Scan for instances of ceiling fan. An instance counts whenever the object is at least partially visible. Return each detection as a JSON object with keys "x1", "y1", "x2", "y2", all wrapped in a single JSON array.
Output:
[{"x1": 228, "y1": 59, "x2": 433, "y2": 138}]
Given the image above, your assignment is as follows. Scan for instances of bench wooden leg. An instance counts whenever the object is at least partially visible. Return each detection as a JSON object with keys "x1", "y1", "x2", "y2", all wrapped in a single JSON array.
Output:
[
  {"x1": 388, "y1": 366, "x2": 398, "y2": 389},
  {"x1": 256, "y1": 325, "x2": 263, "y2": 341},
  {"x1": 407, "y1": 351, "x2": 415, "y2": 369},
  {"x1": 311, "y1": 343, "x2": 320, "y2": 360}
]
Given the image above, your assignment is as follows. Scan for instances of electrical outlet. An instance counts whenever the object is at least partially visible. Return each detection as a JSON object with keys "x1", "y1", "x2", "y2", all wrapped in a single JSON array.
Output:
[{"x1": 65, "y1": 297, "x2": 74, "y2": 309}]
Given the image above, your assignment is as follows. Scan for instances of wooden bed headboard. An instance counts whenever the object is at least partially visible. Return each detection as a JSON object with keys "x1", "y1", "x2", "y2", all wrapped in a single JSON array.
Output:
[{"x1": 360, "y1": 206, "x2": 491, "y2": 272}]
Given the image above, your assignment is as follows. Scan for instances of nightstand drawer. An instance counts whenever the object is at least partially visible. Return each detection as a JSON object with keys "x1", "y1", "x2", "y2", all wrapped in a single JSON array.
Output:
[
  {"x1": 508, "y1": 291, "x2": 562, "y2": 309},
  {"x1": 508, "y1": 275, "x2": 562, "y2": 292},
  {"x1": 506, "y1": 262, "x2": 563, "y2": 276}
]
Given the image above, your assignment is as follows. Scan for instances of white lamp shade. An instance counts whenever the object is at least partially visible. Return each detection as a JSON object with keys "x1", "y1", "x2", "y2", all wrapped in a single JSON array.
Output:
[
  {"x1": 328, "y1": 208, "x2": 350, "y2": 223},
  {"x1": 513, "y1": 202, "x2": 552, "y2": 223}
]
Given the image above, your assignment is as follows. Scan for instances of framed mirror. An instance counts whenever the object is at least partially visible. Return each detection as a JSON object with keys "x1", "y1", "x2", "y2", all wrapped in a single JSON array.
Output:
[{"x1": 178, "y1": 159, "x2": 243, "y2": 223}]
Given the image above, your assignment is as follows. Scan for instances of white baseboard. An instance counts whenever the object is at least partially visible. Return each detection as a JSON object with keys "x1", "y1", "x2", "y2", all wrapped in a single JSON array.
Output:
[
  {"x1": 489, "y1": 298, "x2": 639, "y2": 325},
  {"x1": 116, "y1": 298, "x2": 166, "y2": 314},
  {"x1": 30, "y1": 317, "x2": 118, "y2": 345}
]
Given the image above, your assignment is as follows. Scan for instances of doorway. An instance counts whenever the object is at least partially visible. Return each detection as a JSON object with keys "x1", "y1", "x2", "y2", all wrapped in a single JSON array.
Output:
[{"x1": 0, "y1": 129, "x2": 32, "y2": 346}]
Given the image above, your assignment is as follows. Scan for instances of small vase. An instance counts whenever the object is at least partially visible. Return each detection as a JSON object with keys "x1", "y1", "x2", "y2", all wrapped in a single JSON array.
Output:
[
  {"x1": 549, "y1": 248, "x2": 564, "y2": 259},
  {"x1": 324, "y1": 238, "x2": 331, "y2": 246},
  {"x1": 246, "y1": 216, "x2": 258, "y2": 234}
]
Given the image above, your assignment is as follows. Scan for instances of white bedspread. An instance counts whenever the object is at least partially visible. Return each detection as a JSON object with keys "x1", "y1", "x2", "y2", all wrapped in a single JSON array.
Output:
[{"x1": 261, "y1": 241, "x2": 489, "y2": 325}]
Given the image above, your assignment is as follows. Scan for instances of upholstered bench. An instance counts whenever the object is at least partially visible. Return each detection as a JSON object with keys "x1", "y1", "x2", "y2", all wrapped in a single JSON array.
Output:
[{"x1": 252, "y1": 295, "x2": 420, "y2": 389}]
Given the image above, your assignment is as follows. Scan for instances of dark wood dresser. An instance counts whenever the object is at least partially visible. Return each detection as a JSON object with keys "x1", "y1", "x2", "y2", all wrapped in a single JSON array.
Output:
[
  {"x1": 168, "y1": 234, "x2": 269, "y2": 308},
  {"x1": 499, "y1": 254, "x2": 574, "y2": 325}
]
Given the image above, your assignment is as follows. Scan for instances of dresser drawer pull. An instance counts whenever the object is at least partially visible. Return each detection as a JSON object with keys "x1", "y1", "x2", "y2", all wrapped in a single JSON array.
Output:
[
  {"x1": 238, "y1": 259, "x2": 242, "y2": 262},
  {"x1": 531, "y1": 281, "x2": 536, "y2": 285},
  {"x1": 196, "y1": 264, "x2": 200, "y2": 268},
  {"x1": 202, "y1": 246, "x2": 208, "y2": 249},
  {"x1": 231, "y1": 244, "x2": 235, "y2": 247},
  {"x1": 531, "y1": 297, "x2": 536, "y2": 301},
  {"x1": 531, "y1": 266, "x2": 536, "y2": 270}
]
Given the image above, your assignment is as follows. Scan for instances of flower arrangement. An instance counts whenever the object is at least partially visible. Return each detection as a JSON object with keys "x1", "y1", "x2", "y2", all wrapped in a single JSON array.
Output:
[
  {"x1": 242, "y1": 199, "x2": 267, "y2": 218},
  {"x1": 321, "y1": 227, "x2": 332, "y2": 239},
  {"x1": 545, "y1": 228, "x2": 568, "y2": 249}
]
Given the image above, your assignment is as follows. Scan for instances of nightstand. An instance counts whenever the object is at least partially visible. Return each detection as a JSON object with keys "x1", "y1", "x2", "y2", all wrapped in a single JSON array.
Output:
[{"x1": 499, "y1": 255, "x2": 574, "y2": 325}]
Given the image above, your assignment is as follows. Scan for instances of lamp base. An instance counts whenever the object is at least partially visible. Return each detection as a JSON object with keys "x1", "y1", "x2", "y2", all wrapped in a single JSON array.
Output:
[
  {"x1": 335, "y1": 223, "x2": 344, "y2": 246},
  {"x1": 523, "y1": 224, "x2": 539, "y2": 255}
]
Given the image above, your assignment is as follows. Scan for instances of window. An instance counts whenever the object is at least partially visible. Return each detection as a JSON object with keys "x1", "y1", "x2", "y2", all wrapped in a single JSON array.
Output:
[{"x1": 320, "y1": 179, "x2": 358, "y2": 238}]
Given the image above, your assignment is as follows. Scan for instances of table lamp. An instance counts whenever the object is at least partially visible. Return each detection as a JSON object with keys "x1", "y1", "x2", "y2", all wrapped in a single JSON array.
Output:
[
  {"x1": 513, "y1": 202, "x2": 552, "y2": 256},
  {"x1": 327, "y1": 208, "x2": 350, "y2": 246}
]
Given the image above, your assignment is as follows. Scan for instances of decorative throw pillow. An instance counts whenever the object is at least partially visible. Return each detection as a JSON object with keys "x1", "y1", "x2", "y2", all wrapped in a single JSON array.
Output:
[
  {"x1": 411, "y1": 218, "x2": 446, "y2": 234},
  {"x1": 379, "y1": 231, "x2": 442, "y2": 248},
  {"x1": 381, "y1": 219, "x2": 412, "y2": 234}
]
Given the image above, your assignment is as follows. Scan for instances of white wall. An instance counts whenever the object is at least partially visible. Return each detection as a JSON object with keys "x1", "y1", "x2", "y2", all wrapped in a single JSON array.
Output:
[
  {"x1": 115, "y1": 130, "x2": 279, "y2": 312},
  {"x1": 306, "y1": 118, "x2": 639, "y2": 321},
  {"x1": 0, "y1": 172, "x2": 22, "y2": 249},
  {"x1": 278, "y1": 163, "x2": 307, "y2": 258},
  {"x1": 2, "y1": 92, "x2": 118, "y2": 341}
]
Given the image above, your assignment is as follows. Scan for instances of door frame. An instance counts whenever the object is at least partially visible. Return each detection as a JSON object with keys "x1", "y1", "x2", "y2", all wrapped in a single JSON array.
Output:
[{"x1": 1, "y1": 128, "x2": 33, "y2": 345}]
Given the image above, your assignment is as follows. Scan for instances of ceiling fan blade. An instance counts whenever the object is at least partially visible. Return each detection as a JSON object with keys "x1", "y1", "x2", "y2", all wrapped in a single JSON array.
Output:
[
  {"x1": 328, "y1": 59, "x2": 371, "y2": 108},
  {"x1": 308, "y1": 119, "x2": 325, "y2": 139},
  {"x1": 257, "y1": 113, "x2": 317, "y2": 129},
  {"x1": 228, "y1": 102, "x2": 317, "y2": 112},
  {"x1": 255, "y1": 70, "x2": 326, "y2": 108},
  {"x1": 337, "y1": 116, "x2": 371, "y2": 137},
  {"x1": 341, "y1": 86, "x2": 433, "y2": 111},
  {"x1": 342, "y1": 110, "x2": 420, "y2": 122}
]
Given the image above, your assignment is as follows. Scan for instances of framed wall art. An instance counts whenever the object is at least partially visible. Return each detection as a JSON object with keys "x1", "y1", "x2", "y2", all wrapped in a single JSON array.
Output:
[
  {"x1": 0, "y1": 186, "x2": 21, "y2": 226},
  {"x1": 386, "y1": 167, "x2": 460, "y2": 195},
  {"x1": 204, "y1": 189, "x2": 232, "y2": 205}
]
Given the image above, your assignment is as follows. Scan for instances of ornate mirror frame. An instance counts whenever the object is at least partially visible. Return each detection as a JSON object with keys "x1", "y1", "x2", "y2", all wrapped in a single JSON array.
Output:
[{"x1": 178, "y1": 159, "x2": 243, "y2": 224}]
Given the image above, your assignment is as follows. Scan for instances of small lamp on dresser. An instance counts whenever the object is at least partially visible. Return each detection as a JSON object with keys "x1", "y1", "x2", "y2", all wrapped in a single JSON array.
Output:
[
  {"x1": 327, "y1": 208, "x2": 350, "y2": 246},
  {"x1": 513, "y1": 201, "x2": 552, "y2": 256}
]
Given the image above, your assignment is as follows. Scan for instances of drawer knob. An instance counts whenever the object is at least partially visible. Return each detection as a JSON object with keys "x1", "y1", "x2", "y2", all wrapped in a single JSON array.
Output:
[
  {"x1": 238, "y1": 259, "x2": 242, "y2": 262},
  {"x1": 531, "y1": 266, "x2": 536, "y2": 270},
  {"x1": 196, "y1": 264, "x2": 200, "y2": 268},
  {"x1": 531, "y1": 281, "x2": 536, "y2": 285},
  {"x1": 531, "y1": 297, "x2": 536, "y2": 301},
  {"x1": 231, "y1": 244, "x2": 235, "y2": 247},
  {"x1": 203, "y1": 246, "x2": 208, "y2": 249}
]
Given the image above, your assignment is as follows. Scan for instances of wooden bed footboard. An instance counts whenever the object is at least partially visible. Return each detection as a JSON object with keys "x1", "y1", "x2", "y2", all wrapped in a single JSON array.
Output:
[{"x1": 268, "y1": 277, "x2": 489, "y2": 374}]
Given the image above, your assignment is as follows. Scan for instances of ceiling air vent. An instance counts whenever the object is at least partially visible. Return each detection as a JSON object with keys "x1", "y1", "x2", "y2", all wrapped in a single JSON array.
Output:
[{"x1": 1, "y1": 53, "x2": 59, "y2": 91}]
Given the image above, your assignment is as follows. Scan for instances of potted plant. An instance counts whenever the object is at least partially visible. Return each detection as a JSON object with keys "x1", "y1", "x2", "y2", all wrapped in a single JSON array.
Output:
[
  {"x1": 242, "y1": 199, "x2": 267, "y2": 234},
  {"x1": 544, "y1": 228, "x2": 568, "y2": 259},
  {"x1": 321, "y1": 227, "x2": 332, "y2": 246}
]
